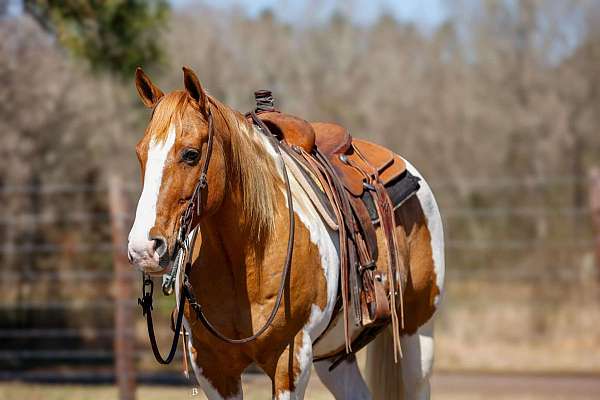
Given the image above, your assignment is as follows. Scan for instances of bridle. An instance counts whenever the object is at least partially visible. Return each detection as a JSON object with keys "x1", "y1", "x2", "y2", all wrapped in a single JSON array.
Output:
[{"x1": 137, "y1": 101, "x2": 296, "y2": 364}]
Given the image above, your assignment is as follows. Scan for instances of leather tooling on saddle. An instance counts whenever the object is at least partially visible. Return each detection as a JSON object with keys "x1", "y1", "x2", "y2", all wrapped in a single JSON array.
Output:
[{"x1": 250, "y1": 90, "x2": 420, "y2": 367}]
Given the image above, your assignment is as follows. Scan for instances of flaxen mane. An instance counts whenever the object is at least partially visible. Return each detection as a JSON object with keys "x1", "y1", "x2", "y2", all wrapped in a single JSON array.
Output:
[{"x1": 147, "y1": 91, "x2": 279, "y2": 240}]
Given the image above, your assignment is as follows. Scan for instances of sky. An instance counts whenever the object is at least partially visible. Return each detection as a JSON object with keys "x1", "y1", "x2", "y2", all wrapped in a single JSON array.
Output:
[
  {"x1": 5, "y1": 0, "x2": 447, "y2": 31},
  {"x1": 172, "y1": 0, "x2": 448, "y2": 30}
]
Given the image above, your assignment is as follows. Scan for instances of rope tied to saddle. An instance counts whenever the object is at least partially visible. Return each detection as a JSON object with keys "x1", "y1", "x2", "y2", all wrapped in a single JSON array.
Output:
[{"x1": 254, "y1": 89, "x2": 276, "y2": 113}]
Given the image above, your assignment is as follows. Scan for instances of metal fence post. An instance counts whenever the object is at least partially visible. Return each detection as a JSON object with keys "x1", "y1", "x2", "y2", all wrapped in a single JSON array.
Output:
[{"x1": 109, "y1": 174, "x2": 136, "y2": 400}]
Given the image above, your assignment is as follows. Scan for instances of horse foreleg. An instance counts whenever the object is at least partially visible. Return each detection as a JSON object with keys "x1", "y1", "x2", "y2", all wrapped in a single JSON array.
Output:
[
  {"x1": 187, "y1": 342, "x2": 245, "y2": 400},
  {"x1": 268, "y1": 330, "x2": 312, "y2": 400},
  {"x1": 314, "y1": 356, "x2": 371, "y2": 400},
  {"x1": 194, "y1": 373, "x2": 243, "y2": 400}
]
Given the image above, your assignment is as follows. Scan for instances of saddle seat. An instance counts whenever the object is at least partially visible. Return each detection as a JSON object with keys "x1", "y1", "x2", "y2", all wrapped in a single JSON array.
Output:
[{"x1": 257, "y1": 112, "x2": 406, "y2": 196}]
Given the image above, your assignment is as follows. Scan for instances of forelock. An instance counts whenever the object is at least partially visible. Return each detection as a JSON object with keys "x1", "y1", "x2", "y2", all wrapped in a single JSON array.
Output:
[{"x1": 147, "y1": 91, "x2": 190, "y2": 143}]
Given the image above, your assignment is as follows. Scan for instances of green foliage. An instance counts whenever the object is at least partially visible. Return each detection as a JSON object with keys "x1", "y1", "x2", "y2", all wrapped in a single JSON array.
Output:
[{"x1": 24, "y1": 0, "x2": 169, "y2": 79}]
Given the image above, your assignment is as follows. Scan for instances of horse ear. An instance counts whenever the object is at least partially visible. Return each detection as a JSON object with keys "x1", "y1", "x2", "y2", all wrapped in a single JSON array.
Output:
[
  {"x1": 135, "y1": 67, "x2": 163, "y2": 108},
  {"x1": 182, "y1": 66, "x2": 209, "y2": 115}
]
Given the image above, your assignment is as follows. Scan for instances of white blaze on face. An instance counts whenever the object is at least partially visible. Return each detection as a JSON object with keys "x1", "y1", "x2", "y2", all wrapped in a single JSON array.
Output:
[{"x1": 127, "y1": 124, "x2": 177, "y2": 271}]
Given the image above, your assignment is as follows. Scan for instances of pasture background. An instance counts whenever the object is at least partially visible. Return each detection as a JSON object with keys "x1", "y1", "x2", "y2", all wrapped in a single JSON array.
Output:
[{"x1": 1, "y1": 0, "x2": 600, "y2": 398}]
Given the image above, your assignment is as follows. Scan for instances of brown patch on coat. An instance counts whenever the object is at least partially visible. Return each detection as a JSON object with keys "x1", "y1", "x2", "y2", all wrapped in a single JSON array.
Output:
[
  {"x1": 393, "y1": 195, "x2": 440, "y2": 335},
  {"x1": 184, "y1": 149, "x2": 328, "y2": 398}
]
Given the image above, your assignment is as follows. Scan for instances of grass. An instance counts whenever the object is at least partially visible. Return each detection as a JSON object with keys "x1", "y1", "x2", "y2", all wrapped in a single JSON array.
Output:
[
  {"x1": 2, "y1": 371, "x2": 600, "y2": 400},
  {"x1": 0, "y1": 376, "x2": 332, "y2": 400},
  {"x1": 0, "y1": 383, "x2": 592, "y2": 400}
]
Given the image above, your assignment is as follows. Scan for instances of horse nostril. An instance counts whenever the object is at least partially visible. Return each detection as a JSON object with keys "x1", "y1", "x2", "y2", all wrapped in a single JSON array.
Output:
[{"x1": 151, "y1": 236, "x2": 168, "y2": 258}]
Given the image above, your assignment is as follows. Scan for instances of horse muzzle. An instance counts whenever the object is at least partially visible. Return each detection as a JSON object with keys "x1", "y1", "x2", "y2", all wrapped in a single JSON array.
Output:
[{"x1": 127, "y1": 236, "x2": 171, "y2": 275}]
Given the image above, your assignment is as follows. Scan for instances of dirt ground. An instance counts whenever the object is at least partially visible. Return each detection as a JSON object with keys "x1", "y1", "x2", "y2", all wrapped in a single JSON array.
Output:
[{"x1": 1, "y1": 371, "x2": 599, "y2": 400}]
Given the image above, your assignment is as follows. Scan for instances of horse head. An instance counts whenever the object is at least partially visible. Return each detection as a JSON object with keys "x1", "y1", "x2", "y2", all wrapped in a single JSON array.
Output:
[{"x1": 127, "y1": 67, "x2": 227, "y2": 274}]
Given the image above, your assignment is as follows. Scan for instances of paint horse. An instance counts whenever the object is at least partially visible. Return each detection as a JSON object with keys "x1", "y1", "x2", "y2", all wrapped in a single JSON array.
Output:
[{"x1": 127, "y1": 66, "x2": 445, "y2": 400}]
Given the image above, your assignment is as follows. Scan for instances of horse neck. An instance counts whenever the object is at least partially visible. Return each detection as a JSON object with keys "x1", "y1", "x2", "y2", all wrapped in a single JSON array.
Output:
[
  {"x1": 196, "y1": 108, "x2": 281, "y2": 282},
  {"x1": 199, "y1": 197, "x2": 254, "y2": 276}
]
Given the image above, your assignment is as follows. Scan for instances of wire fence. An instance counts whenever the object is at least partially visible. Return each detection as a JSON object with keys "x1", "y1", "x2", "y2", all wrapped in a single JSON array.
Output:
[{"x1": 0, "y1": 176, "x2": 598, "y2": 382}]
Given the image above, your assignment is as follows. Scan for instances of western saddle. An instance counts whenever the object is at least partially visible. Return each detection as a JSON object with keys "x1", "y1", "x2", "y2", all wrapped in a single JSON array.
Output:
[{"x1": 249, "y1": 91, "x2": 419, "y2": 366}]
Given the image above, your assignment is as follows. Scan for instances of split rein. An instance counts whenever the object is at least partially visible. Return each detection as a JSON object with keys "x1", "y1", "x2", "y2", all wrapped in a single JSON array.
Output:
[{"x1": 137, "y1": 106, "x2": 296, "y2": 365}]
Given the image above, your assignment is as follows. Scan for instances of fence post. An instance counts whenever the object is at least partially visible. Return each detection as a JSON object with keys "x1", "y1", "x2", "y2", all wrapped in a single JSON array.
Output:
[
  {"x1": 589, "y1": 168, "x2": 600, "y2": 280},
  {"x1": 109, "y1": 174, "x2": 136, "y2": 400}
]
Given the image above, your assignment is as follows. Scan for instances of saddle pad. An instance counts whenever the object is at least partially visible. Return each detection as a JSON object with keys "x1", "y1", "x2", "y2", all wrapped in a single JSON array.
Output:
[
  {"x1": 361, "y1": 170, "x2": 421, "y2": 223},
  {"x1": 280, "y1": 147, "x2": 339, "y2": 230}
]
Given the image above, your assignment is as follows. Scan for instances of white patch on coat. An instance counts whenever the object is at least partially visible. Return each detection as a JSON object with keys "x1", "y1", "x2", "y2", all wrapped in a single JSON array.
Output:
[
  {"x1": 276, "y1": 391, "x2": 291, "y2": 400},
  {"x1": 290, "y1": 330, "x2": 313, "y2": 399},
  {"x1": 255, "y1": 128, "x2": 342, "y2": 396},
  {"x1": 128, "y1": 124, "x2": 177, "y2": 270},
  {"x1": 255, "y1": 128, "x2": 340, "y2": 343},
  {"x1": 402, "y1": 158, "x2": 445, "y2": 306}
]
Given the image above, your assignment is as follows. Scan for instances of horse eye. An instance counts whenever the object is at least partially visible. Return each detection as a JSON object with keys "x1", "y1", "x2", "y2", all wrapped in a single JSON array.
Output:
[{"x1": 181, "y1": 148, "x2": 200, "y2": 165}]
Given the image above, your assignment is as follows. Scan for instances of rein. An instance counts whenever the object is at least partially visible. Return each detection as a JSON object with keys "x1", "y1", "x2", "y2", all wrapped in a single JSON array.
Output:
[{"x1": 138, "y1": 104, "x2": 296, "y2": 364}]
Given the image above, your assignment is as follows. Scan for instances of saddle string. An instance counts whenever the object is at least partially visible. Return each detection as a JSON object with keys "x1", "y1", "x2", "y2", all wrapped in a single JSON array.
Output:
[
  {"x1": 348, "y1": 146, "x2": 404, "y2": 360},
  {"x1": 295, "y1": 144, "x2": 382, "y2": 354},
  {"x1": 290, "y1": 146, "x2": 356, "y2": 352}
]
